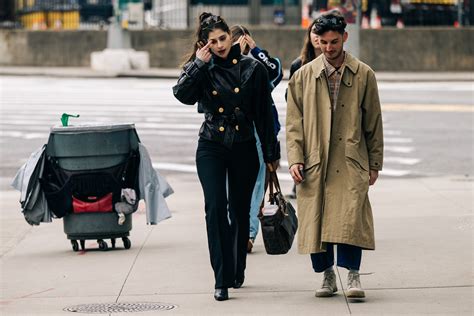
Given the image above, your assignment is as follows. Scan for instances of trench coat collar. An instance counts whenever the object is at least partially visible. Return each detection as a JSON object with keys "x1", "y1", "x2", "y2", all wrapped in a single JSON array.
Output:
[{"x1": 312, "y1": 52, "x2": 359, "y2": 79}]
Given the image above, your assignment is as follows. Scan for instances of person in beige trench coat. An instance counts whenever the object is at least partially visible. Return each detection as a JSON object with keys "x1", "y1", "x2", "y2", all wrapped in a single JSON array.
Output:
[{"x1": 286, "y1": 10, "x2": 383, "y2": 299}]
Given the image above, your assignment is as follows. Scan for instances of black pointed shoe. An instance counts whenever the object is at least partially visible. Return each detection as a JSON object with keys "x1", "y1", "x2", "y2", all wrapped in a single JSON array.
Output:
[
  {"x1": 233, "y1": 276, "x2": 245, "y2": 289},
  {"x1": 214, "y1": 288, "x2": 229, "y2": 301}
]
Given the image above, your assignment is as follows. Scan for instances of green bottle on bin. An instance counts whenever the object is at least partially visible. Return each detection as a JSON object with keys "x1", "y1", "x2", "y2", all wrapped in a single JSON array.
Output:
[{"x1": 61, "y1": 113, "x2": 80, "y2": 127}]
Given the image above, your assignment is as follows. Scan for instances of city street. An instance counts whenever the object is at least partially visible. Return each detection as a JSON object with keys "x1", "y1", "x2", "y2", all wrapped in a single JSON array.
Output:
[
  {"x1": 0, "y1": 76, "x2": 473, "y2": 187},
  {"x1": 0, "y1": 75, "x2": 473, "y2": 315}
]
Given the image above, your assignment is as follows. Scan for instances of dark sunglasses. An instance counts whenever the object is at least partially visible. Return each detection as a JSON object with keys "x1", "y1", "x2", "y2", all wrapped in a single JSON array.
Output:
[
  {"x1": 201, "y1": 16, "x2": 223, "y2": 29},
  {"x1": 315, "y1": 16, "x2": 344, "y2": 30}
]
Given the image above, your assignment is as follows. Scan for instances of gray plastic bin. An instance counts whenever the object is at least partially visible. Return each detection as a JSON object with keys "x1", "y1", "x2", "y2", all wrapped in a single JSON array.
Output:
[{"x1": 46, "y1": 123, "x2": 140, "y2": 251}]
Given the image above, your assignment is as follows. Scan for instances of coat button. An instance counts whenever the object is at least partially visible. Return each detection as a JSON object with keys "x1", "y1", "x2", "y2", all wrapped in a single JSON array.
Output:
[
  {"x1": 234, "y1": 87, "x2": 240, "y2": 93},
  {"x1": 212, "y1": 90, "x2": 218, "y2": 96},
  {"x1": 235, "y1": 125, "x2": 239, "y2": 131},
  {"x1": 219, "y1": 126, "x2": 225, "y2": 132},
  {"x1": 232, "y1": 59, "x2": 238, "y2": 64},
  {"x1": 218, "y1": 107, "x2": 224, "y2": 113},
  {"x1": 339, "y1": 137, "x2": 342, "y2": 141},
  {"x1": 336, "y1": 170, "x2": 339, "y2": 173},
  {"x1": 235, "y1": 107, "x2": 240, "y2": 111},
  {"x1": 341, "y1": 104, "x2": 345, "y2": 107}
]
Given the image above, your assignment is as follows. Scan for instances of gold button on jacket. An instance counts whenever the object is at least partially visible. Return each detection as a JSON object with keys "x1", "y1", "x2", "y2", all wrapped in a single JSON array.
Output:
[
  {"x1": 234, "y1": 87, "x2": 240, "y2": 93},
  {"x1": 232, "y1": 59, "x2": 238, "y2": 64},
  {"x1": 212, "y1": 90, "x2": 218, "y2": 96},
  {"x1": 218, "y1": 107, "x2": 224, "y2": 113},
  {"x1": 219, "y1": 126, "x2": 225, "y2": 132}
]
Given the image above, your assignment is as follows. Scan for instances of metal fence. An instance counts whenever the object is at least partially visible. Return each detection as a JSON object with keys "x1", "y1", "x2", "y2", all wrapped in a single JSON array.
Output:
[{"x1": 0, "y1": 0, "x2": 472, "y2": 29}]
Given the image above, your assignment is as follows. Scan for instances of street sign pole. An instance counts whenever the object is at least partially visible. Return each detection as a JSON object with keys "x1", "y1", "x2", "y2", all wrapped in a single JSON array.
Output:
[
  {"x1": 345, "y1": 1, "x2": 361, "y2": 58},
  {"x1": 107, "y1": 0, "x2": 131, "y2": 49},
  {"x1": 458, "y1": 0, "x2": 463, "y2": 26}
]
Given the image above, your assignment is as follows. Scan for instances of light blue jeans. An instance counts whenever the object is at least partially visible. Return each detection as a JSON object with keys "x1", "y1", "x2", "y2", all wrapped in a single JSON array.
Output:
[{"x1": 249, "y1": 128, "x2": 265, "y2": 239}]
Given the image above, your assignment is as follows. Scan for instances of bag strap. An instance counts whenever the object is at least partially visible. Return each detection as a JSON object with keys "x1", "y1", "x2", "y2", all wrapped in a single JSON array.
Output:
[
  {"x1": 270, "y1": 170, "x2": 282, "y2": 194},
  {"x1": 259, "y1": 168, "x2": 271, "y2": 216},
  {"x1": 258, "y1": 166, "x2": 282, "y2": 217}
]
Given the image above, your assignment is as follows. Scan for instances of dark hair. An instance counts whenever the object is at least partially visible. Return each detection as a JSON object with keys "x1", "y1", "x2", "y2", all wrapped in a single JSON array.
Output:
[
  {"x1": 230, "y1": 24, "x2": 250, "y2": 43},
  {"x1": 314, "y1": 10, "x2": 347, "y2": 35},
  {"x1": 180, "y1": 12, "x2": 230, "y2": 67},
  {"x1": 299, "y1": 19, "x2": 321, "y2": 65}
]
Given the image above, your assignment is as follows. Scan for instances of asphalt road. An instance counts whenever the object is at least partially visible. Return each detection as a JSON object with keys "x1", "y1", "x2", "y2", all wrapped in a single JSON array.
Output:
[{"x1": 0, "y1": 76, "x2": 472, "y2": 190}]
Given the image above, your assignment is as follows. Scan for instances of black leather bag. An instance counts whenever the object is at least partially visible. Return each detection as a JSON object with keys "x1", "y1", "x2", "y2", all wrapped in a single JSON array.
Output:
[{"x1": 259, "y1": 169, "x2": 298, "y2": 255}]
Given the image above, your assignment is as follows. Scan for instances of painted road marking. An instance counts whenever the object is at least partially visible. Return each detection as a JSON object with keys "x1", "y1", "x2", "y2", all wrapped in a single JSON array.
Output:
[
  {"x1": 385, "y1": 146, "x2": 415, "y2": 154},
  {"x1": 382, "y1": 104, "x2": 473, "y2": 112},
  {"x1": 385, "y1": 137, "x2": 413, "y2": 143}
]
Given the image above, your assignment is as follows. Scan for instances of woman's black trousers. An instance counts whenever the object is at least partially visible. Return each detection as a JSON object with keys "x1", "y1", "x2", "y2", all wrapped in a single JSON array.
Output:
[{"x1": 196, "y1": 138, "x2": 259, "y2": 289}]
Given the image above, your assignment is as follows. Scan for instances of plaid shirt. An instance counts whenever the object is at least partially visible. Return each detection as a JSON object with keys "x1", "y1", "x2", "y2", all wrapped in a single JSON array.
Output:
[{"x1": 323, "y1": 53, "x2": 346, "y2": 111}]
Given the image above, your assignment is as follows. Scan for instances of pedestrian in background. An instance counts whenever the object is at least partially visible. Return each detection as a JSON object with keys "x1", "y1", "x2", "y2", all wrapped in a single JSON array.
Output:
[
  {"x1": 289, "y1": 19, "x2": 323, "y2": 80},
  {"x1": 286, "y1": 18, "x2": 322, "y2": 199},
  {"x1": 173, "y1": 12, "x2": 280, "y2": 301},
  {"x1": 230, "y1": 24, "x2": 283, "y2": 253},
  {"x1": 286, "y1": 10, "x2": 384, "y2": 299}
]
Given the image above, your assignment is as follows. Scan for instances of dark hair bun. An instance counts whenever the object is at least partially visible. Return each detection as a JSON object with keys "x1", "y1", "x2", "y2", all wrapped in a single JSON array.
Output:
[{"x1": 199, "y1": 12, "x2": 213, "y2": 23}]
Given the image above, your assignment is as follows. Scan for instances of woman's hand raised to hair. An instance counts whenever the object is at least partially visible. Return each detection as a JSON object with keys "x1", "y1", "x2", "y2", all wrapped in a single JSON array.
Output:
[
  {"x1": 196, "y1": 41, "x2": 212, "y2": 63},
  {"x1": 237, "y1": 35, "x2": 247, "y2": 54},
  {"x1": 244, "y1": 35, "x2": 256, "y2": 50}
]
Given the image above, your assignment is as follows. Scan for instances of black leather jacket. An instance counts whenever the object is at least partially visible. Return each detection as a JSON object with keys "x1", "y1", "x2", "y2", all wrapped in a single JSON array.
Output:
[{"x1": 173, "y1": 44, "x2": 280, "y2": 163}]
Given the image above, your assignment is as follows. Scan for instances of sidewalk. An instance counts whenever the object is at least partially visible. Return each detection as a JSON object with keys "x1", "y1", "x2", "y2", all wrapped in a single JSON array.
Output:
[
  {"x1": 1, "y1": 66, "x2": 473, "y2": 81},
  {"x1": 0, "y1": 172, "x2": 472, "y2": 315}
]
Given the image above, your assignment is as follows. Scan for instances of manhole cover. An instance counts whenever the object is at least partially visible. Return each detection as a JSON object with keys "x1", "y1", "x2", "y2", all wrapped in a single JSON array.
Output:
[{"x1": 64, "y1": 302, "x2": 177, "y2": 314}]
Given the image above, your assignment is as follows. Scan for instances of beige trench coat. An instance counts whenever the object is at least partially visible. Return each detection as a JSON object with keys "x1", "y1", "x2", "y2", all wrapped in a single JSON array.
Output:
[{"x1": 286, "y1": 53, "x2": 384, "y2": 254}]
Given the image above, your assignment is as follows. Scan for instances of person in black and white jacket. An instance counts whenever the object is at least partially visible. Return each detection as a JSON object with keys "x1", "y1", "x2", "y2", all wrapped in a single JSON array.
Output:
[{"x1": 230, "y1": 25, "x2": 283, "y2": 254}]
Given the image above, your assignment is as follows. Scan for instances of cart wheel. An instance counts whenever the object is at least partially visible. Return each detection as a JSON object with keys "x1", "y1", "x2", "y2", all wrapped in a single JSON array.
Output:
[
  {"x1": 80, "y1": 240, "x2": 85, "y2": 250},
  {"x1": 98, "y1": 239, "x2": 108, "y2": 251},
  {"x1": 122, "y1": 237, "x2": 131, "y2": 249},
  {"x1": 111, "y1": 238, "x2": 116, "y2": 249},
  {"x1": 71, "y1": 240, "x2": 79, "y2": 252}
]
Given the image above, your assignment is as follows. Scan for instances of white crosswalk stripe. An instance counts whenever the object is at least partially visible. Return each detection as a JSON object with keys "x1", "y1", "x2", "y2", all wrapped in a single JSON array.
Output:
[{"x1": 0, "y1": 76, "x2": 422, "y2": 179}]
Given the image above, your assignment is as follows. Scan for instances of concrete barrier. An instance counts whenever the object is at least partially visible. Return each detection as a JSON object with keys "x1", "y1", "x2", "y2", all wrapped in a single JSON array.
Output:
[
  {"x1": 359, "y1": 28, "x2": 474, "y2": 71},
  {"x1": 1, "y1": 28, "x2": 473, "y2": 71}
]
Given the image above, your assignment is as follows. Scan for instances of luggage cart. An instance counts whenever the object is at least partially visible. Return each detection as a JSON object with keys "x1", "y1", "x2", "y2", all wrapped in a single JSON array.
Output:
[
  {"x1": 44, "y1": 123, "x2": 140, "y2": 251},
  {"x1": 63, "y1": 212, "x2": 132, "y2": 251}
]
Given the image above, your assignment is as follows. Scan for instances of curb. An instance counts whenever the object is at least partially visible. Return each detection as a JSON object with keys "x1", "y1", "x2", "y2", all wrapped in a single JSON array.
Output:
[{"x1": 1, "y1": 67, "x2": 473, "y2": 82}]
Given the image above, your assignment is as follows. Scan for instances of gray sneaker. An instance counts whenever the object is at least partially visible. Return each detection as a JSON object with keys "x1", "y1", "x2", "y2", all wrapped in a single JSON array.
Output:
[
  {"x1": 347, "y1": 271, "x2": 365, "y2": 298},
  {"x1": 315, "y1": 269, "x2": 338, "y2": 297}
]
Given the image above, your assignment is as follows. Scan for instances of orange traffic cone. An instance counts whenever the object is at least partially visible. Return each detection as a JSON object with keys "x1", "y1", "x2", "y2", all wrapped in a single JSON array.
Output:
[
  {"x1": 302, "y1": 16, "x2": 310, "y2": 29},
  {"x1": 370, "y1": 8, "x2": 382, "y2": 29},
  {"x1": 396, "y1": 18, "x2": 404, "y2": 28},
  {"x1": 362, "y1": 15, "x2": 370, "y2": 29},
  {"x1": 301, "y1": 4, "x2": 310, "y2": 29}
]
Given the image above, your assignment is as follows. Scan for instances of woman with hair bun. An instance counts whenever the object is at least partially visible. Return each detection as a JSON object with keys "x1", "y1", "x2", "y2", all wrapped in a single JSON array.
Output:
[{"x1": 173, "y1": 12, "x2": 280, "y2": 301}]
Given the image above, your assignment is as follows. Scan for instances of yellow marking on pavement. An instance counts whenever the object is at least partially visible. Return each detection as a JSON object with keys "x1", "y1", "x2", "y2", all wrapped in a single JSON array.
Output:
[{"x1": 382, "y1": 104, "x2": 473, "y2": 113}]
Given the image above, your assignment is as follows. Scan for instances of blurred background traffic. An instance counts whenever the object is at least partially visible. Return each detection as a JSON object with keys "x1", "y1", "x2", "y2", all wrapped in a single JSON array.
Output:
[{"x1": 0, "y1": 0, "x2": 472, "y2": 31}]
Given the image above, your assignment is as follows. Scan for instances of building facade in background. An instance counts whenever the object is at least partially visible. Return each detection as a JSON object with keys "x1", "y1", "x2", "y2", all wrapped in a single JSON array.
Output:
[
  {"x1": 0, "y1": 0, "x2": 471, "y2": 29},
  {"x1": 310, "y1": 0, "x2": 472, "y2": 26}
]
